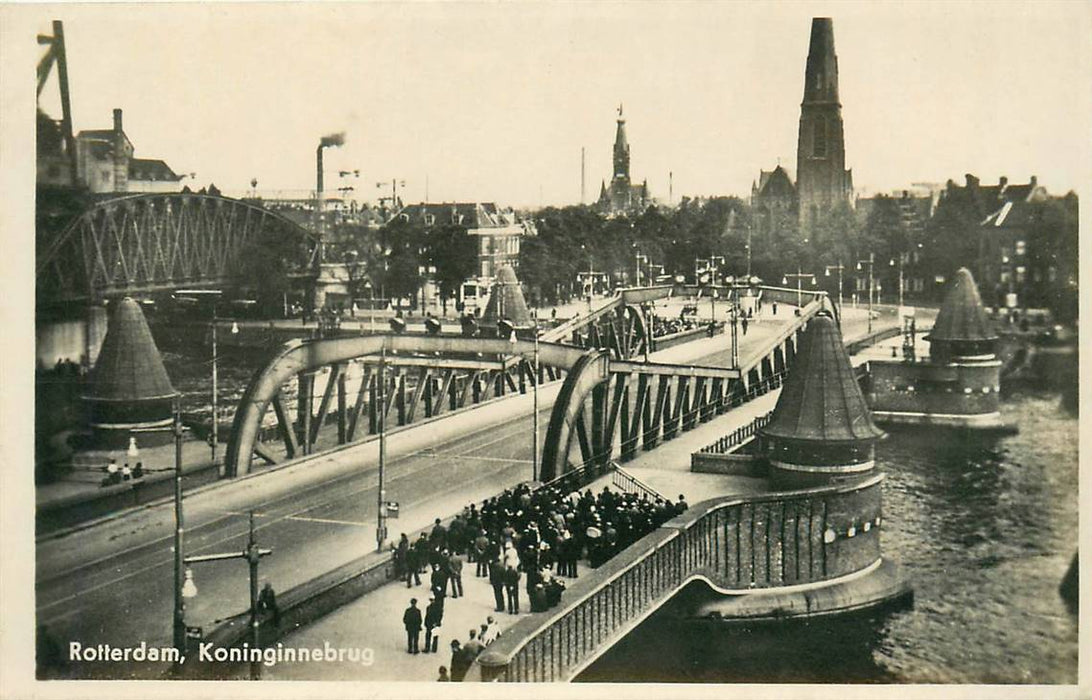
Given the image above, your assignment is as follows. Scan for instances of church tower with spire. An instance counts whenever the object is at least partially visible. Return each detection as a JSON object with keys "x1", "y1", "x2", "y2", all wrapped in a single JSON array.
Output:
[
  {"x1": 597, "y1": 104, "x2": 649, "y2": 216},
  {"x1": 612, "y1": 104, "x2": 631, "y2": 191},
  {"x1": 796, "y1": 18, "x2": 853, "y2": 233}
]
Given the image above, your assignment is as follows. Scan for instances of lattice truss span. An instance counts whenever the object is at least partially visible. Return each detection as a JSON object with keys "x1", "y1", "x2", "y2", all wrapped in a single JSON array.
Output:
[{"x1": 36, "y1": 193, "x2": 317, "y2": 302}]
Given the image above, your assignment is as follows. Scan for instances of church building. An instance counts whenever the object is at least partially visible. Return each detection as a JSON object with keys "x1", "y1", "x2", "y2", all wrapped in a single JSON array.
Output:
[
  {"x1": 596, "y1": 105, "x2": 650, "y2": 216},
  {"x1": 752, "y1": 18, "x2": 854, "y2": 235}
]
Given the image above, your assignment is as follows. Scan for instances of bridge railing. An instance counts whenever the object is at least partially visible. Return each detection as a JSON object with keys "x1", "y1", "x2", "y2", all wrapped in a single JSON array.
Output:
[
  {"x1": 472, "y1": 473, "x2": 883, "y2": 682},
  {"x1": 698, "y1": 410, "x2": 774, "y2": 455},
  {"x1": 609, "y1": 464, "x2": 664, "y2": 500}
]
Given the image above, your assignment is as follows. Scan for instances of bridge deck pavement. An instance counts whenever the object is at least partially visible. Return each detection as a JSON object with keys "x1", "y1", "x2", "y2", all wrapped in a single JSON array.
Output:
[{"x1": 260, "y1": 380, "x2": 784, "y2": 682}]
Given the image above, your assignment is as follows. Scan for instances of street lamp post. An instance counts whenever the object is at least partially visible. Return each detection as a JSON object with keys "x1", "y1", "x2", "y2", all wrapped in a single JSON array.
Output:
[
  {"x1": 210, "y1": 307, "x2": 218, "y2": 464},
  {"x1": 824, "y1": 262, "x2": 846, "y2": 319},
  {"x1": 172, "y1": 402, "x2": 186, "y2": 656},
  {"x1": 532, "y1": 309, "x2": 540, "y2": 482},
  {"x1": 635, "y1": 252, "x2": 649, "y2": 288},
  {"x1": 726, "y1": 279, "x2": 740, "y2": 369},
  {"x1": 890, "y1": 255, "x2": 905, "y2": 308},
  {"x1": 857, "y1": 254, "x2": 876, "y2": 334},
  {"x1": 376, "y1": 346, "x2": 388, "y2": 551},
  {"x1": 709, "y1": 256, "x2": 725, "y2": 320},
  {"x1": 183, "y1": 511, "x2": 272, "y2": 680},
  {"x1": 782, "y1": 269, "x2": 815, "y2": 309}
]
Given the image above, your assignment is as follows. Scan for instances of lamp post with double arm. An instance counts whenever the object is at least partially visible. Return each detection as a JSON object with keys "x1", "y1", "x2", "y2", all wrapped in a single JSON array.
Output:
[{"x1": 857, "y1": 253, "x2": 876, "y2": 334}]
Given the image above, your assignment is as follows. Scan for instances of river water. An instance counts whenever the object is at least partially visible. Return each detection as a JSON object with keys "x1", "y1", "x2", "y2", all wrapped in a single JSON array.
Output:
[{"x1": 579, "y1": 388, "x2": 1079, "y2": 684}]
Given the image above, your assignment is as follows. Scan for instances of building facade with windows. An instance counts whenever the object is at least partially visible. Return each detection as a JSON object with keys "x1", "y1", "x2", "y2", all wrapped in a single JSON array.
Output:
[
  {"x1": 71, "y1": 109, "x2": 185, "y2": 194},
  {"x1": 394, "y1": 202, "x2": 536, "y2": 313}
]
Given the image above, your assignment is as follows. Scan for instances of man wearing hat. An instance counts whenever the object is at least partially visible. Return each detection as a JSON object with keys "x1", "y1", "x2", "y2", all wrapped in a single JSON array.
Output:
[
  {"x1": 424, "y1": 594, "x2": 444, "y2": 654},
  {"x1": 403, "y1": 598, "x2": 422, "y2": 654}
]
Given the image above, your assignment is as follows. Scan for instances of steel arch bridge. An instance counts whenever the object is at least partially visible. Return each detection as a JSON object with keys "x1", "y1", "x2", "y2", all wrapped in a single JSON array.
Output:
[
  {"x1": 223, "y1": 298, "x2": 825, "y2": 478},
  {"x1": 36, "y1": 192, "x2": 318, "y2": 304}
]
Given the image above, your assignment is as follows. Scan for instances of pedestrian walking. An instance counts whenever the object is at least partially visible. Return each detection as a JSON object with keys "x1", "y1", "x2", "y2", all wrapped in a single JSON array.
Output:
[
  {"x1": 504, "y1": 565, "x2": 521, "y2": 614},
  {"x1": 403, "y1": 598, "x2": 422, "y2": 654},
  {"x1": 424, "y1": 595, "x2": 444, "y2": 654},
  {"x1": 488, "y1": 557, "x2": 506, "y2": 612},
  {"x1": 447, "y1": 549, "x2": 464, "y2": 598},
  {"x1": 741, "y1": 317, "x2": 749, "y2": 335}
]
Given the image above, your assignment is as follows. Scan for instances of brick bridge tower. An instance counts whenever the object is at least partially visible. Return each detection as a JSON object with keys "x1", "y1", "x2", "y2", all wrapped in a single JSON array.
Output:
[
  {"x1": 761, "y1": 311, "x2": 885, "y2": 487},
  {"x1": 867, "y1": 268, "x2": 1007, "y2": 430},
  {"x1": 81, "y1": 297, "x2": 178, "y2": 447}
]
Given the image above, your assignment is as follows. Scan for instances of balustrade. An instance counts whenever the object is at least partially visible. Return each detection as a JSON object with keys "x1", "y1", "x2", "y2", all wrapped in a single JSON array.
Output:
[{"x1": 474, "y1": 473, "x2": 883, "y2": 682}]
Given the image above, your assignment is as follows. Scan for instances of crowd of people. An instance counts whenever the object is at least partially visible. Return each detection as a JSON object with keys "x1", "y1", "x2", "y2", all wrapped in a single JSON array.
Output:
[{"x1": 397, "y1": 482, "x2": 689, "y2": 680}]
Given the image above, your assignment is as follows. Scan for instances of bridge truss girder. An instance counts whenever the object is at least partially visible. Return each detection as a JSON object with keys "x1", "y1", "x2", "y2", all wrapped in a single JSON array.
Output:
[
  {"x1": 539, "y1": 301, "x2": 821, "y2": 482},
  {"x1": 225, "y1": 334, "x2": 589, "y2": 477},
  {"x1": 36, "y1": 193, "x2": 317, "y2": 304}
]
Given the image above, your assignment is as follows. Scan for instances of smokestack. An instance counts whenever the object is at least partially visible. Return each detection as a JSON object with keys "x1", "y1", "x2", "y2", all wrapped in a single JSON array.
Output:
[
  {"x1": 581, "y1": 147, "x2": 586, "y2": 204},
  {"x1": 320, "y1": 132, "x2": 345, "y2": 148},
  {"x1": 113, "y1": 108, "x2": 123, "y2": 135}
]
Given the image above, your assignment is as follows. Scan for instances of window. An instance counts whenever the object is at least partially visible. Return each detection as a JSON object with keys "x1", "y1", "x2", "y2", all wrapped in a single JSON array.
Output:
[
  {"x1": 812, "y1": 117, "x2": 827, "y2": 158},
  {"x1": 1015, "y1": 240, "x2": 1026, "y2": 256}
]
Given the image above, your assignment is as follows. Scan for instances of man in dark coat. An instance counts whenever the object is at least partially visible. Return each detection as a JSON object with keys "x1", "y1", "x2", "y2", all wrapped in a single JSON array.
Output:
[
  {"x1": 488, "y1": 556, "x2": 506, "y2": 612},
  {"x1": 257, "y1": 582, "x2": 281, "y2": 627},
  {"x1": 403, "y1": 598, "x2": 422, "y2": 654},
  {"x1": 405, "y1": 540, "x2": 422, "y2": 587},
  {"x1": 430, "y1": 517, "x2": 448, "y2": 550},
  {"x1": 447, "y1": 549, "x2": 464, "y2": 598},
  {"x1": 449, "y1": 640, "x2": 470, "y2": 681},
  {"x1": 473, "y1": 530, "x2": 490, "y2": 577},
  {"x1": 430, "y1": 563, "x2": 449, "y2": 601},
  {"x1": 504, "y1": 565, "x2": 521, "y2": 614},
  {"x1": 424, "y1": 595, "x2": 444, "y2": 654},
  {"x1": 394, "y1": 533, "x2": 409, "y2": 579}
]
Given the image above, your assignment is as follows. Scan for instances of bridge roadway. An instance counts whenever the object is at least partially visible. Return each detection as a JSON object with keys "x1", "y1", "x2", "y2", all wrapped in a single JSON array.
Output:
[
  {"x1": 254, "y1": 308, "x2": 909, "y2": 681},
  {"x1": 36, "y1": 304, "x2": 893, "y2": 679},
  {"x1": 259, "y1": 307, "x2": 901, "y2": 681}
]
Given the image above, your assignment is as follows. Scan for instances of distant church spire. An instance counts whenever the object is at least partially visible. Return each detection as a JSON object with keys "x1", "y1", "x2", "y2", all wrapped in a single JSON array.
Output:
[
  {"x1": 797, "y1": 17, "x2": 853, "y2": 234},
  {"x1": 613, "y1": 105, "x2": 630, "y2": 184}
]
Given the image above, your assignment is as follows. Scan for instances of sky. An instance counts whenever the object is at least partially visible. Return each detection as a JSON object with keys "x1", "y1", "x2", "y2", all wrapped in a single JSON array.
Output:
[{"x1": 21, "y1": 2, "x2": 1092, "y2": 208}]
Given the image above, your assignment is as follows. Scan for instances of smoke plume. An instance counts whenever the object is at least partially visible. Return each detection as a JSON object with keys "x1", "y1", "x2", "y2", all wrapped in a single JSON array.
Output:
[{"x1": 320, "y1": 132, "x2": 345, "y2": 148}]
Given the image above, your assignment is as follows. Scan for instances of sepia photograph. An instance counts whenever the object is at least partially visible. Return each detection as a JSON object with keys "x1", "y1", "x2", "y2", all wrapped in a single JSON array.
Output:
[{"x1": 2, "y1": 1, "x2": 1088, "y2": 697}]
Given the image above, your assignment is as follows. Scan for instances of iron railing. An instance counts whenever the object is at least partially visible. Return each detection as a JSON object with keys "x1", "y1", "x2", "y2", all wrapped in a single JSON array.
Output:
[
  {"x1": 609, "y1": 464, "x2": 664, "y2": 500},
  {"x1": 698, "y1": 410, "x2": 774, "y2": 455},
  {"x1": 473, "y1": 473, "x2": 884, "y2": 682}
]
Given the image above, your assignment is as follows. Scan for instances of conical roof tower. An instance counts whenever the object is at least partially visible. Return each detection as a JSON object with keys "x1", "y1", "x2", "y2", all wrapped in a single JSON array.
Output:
[
  {"x1": 926, "y1": 267, "x2": 997, "y2": 362},
  {"x1": 481, "y1": 265, "x2": 533, "y2": 333},
  {"x1": 761, "y1": 311, "x2": 884, "y2": 487},
  {"x1": 83, "y1": 297, "x2": 177, "y2": 444}
]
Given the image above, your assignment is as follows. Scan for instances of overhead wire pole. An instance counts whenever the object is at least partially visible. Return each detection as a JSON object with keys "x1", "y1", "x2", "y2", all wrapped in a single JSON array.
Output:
[
  {"x1": 532, "y1": 309, "x2": 540, "y2": 482},
  {"x1": 376, "y1": 345, "x2": 387, "y2": 551},
  {"x1": 857, "y1": 253, "x2": 875, "y2": 334},
  {"x1": 172, "y1": 400, "x2": 186, "y2": 657}
]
